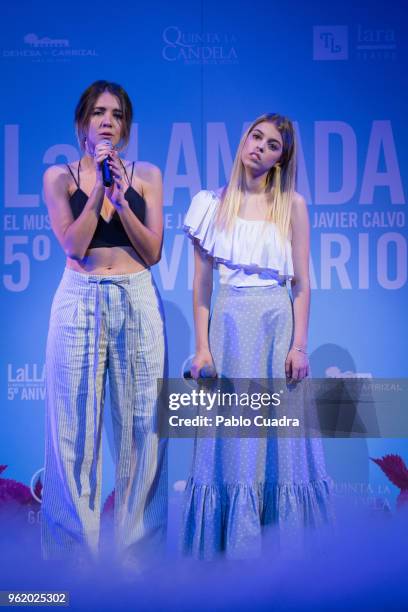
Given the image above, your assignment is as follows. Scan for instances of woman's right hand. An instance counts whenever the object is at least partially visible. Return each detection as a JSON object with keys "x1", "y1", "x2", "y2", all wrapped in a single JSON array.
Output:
[
  {"x1": 190, "y1": 349, "x2": 216, "y2": 380},
  {"x1": 93, "y1": 141, "x2": 113, "y2": 186}
]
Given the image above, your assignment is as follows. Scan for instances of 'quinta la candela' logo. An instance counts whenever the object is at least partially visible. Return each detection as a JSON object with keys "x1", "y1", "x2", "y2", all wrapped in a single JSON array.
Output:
[{"x1": 162, "y1": 26, "x2": 238, "y2": 65}]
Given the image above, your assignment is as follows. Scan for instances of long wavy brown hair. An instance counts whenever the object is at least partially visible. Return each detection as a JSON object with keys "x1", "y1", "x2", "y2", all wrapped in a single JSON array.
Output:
[{"x1": 74, "y1": 80, "x2": 133, "y2": 152}]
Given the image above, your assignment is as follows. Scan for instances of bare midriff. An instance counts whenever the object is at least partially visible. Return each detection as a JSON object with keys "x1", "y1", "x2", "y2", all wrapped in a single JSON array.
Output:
[{"x1": 66, "y1": 245, "x2": 148, "y2": 275}]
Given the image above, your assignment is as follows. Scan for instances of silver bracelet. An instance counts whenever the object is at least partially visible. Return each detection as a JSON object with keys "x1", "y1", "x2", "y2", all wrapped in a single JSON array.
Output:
[{"x1": 293, "y1": 345, "x2": 308, "y2": 355}]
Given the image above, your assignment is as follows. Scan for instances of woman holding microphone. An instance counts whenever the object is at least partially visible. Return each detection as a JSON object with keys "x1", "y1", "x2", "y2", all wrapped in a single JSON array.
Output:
[{"x1": 41, "y1": 80, "x2": 167, "y2": 565}]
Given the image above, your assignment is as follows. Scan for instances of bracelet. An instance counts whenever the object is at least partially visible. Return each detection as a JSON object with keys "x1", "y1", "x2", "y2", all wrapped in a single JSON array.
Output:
[{"x1": 293, "y1": 345, "x2": 308, "y2": 355}]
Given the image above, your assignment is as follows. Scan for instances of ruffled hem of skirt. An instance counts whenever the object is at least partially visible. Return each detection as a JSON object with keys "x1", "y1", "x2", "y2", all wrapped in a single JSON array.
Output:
[{"x1": 181, "y1": 476, "x2": 334, "y2": 560}]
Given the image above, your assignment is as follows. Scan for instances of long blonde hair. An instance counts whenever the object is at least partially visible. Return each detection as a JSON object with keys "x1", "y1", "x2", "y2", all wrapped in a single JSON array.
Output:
[{"x1": 215, "y1": 113, "x2": 297, "y2": 242}]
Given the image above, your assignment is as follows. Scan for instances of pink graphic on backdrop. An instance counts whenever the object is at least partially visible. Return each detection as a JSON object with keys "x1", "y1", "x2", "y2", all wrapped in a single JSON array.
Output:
[{"x1": 371, "y1": 455, "x2": 408, "y2": 509}]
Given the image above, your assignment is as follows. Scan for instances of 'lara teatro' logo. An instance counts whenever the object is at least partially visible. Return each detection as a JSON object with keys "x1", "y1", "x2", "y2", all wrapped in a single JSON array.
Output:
[
  {"x1": 313, "y1": 26, "x2": 349, "y2": 60},
  {"x1": 2, "y1": 33, "x2": 98, "y2": 61},
  {"x1": 162, "y1": 25, "x2": 238, "y2": 65},
  {"x1": 356, "y1": 25, "x2": 397, "y2": 61},
  {"x1": 313, "y1": 24, "x2": 397, "y2": 62},
  {"x1": 7, "y1": 363, "x2": 45, "y2": 401}
]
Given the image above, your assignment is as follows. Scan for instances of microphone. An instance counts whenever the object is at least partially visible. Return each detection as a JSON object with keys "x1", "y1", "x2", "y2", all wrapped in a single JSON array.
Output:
[
  {"x1": 101, "y1": 139, "x2": 113, "y2": 187},
  {"x1": 183, "y1": 365, "x2": 217, "y2": 380}
]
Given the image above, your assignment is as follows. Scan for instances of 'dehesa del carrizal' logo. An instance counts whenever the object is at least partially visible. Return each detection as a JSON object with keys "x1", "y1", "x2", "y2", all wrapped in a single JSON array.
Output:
[
  {"x1": 7, "y1": 363, "x2": 45, "y2": 401},
  {"x1": 1, "y1": 33, "x2": 98, "y2": 62},
  {"x1": 24, "y1": 33, "x2": 69, "y2": 48},
  {"x1": 162, "y1": 26, "x2": 238, "y2": 65}
]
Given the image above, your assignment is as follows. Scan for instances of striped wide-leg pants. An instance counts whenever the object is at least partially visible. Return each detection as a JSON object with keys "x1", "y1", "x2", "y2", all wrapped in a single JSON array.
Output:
[{"x1": 41, "y1": 267, "x2": 167, "y2": 560}]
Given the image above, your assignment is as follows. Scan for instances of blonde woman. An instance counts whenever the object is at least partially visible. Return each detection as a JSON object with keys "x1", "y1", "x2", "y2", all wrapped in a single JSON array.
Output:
[{"x1": 182, "y1": 113, "x2": 332, "y2": 559}]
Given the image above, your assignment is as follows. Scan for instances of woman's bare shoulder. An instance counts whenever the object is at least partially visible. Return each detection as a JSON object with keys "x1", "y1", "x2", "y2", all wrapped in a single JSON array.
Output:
[
  {"x1": 132, "y1": 160, "x2": 162, "y2": 182},
  {"x1": 215, "y1": 186, "x2": 225, "y2": 198},
  {"x1": 290, "y1": 191, "x2": 309, "y2": 233},
  {"x1": 43, "y1": 163, "x2": 75, "y2": 191},
  {"x1": 292, "y1": 191, "x2": 307, "y2": 208}
]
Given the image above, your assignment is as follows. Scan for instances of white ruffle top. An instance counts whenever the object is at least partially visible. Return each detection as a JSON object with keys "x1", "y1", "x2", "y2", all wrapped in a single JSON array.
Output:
[{"x1": 183, "y1": 190, "x2": 294, "y2": 287}]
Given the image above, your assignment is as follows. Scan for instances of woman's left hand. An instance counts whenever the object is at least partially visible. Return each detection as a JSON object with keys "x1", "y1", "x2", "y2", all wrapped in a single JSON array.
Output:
[
  {"x1": 285, "y1": 348, "x2": 309, "y2": 382},
  {"x1": 106, "y1": 151, "x2": 128, "y2": 210}
]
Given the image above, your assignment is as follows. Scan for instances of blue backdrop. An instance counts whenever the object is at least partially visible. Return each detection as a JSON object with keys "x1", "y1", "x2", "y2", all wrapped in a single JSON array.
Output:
[{"x1": 1, "y1": 0, "x2": 407, "y2": 528}]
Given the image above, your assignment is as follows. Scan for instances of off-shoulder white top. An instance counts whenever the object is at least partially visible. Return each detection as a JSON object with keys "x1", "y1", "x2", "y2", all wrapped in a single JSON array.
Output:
[{"x1": 183, "y1": 190, "x2": 294, "y2": 287}]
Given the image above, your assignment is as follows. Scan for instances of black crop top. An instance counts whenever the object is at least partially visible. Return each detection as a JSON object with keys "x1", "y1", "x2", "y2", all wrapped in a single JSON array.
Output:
[{"x1": 67, "y1": 160, "x2": 146, "y2": 249}]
